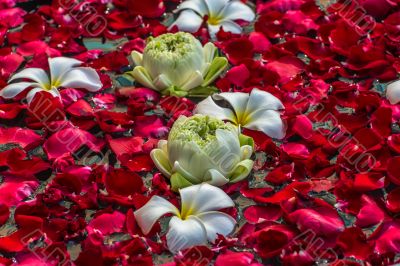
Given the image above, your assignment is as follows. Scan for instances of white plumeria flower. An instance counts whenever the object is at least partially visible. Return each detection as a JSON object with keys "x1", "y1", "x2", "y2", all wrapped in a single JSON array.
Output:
[
  {"x1": 170, "y1": 0, "x2": 255, "y2": 37},
  {"x1": 0, "y1": 57, "x2": 102, "y2": 103},
  {"x1": 386, "y1": 80, "x2": 400, "y2": 104},
  {"x1": 134, "y1": 183, "x2": 236, "y2": 253},
  {"x1": 194, "y1": 88, "x2": 286, "y2": 139}
]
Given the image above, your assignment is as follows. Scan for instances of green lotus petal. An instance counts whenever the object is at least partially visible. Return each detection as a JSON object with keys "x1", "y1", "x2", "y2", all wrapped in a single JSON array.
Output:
[
  {"x1": 150, "y1": 148, "x2": 172, "y2": 177},
  {"x1": 171, "y1": 172, "x2": 194, "y2": 191},
  {"x1": 187, "y1": 86, "x2": 219, "y2": 97},
  {"x1": 130, "y1": 66, "x2": 156, "y2": 90},
  {"x1": 239, "y1": 134, "x2": 254, "y2": 150},
  {"x1": 202, "y1": 57, "x2": 228, "y2": 87},
  {"x1": 230, "y1": 159, "x2": 254, "y2": 183},
  {"x1": 162, "y1": 86, "x2": 188, "y2": 97}
]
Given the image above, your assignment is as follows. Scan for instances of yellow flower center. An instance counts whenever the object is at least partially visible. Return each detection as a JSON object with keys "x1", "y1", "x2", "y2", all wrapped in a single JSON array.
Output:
[{"x1": 208, "y1": 15, "x2": 222, "y2": 26}]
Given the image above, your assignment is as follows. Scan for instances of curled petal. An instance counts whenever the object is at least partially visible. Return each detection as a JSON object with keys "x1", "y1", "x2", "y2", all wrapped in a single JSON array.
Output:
[
  {"x1": 59, "y1": 67, "x2": 102, "y2": 92},
  {"x1": 205, "y1": 169, "x2": 230, "y2": 186},
  {"x1": 0, "y1": 82, "x2": 35, "y2": 98},
  {"x1": 134, "y1": 196, "x2": 180, "y2": 235},
  {"x1": 386, "y1": 80, "x2": 400, "y2": 104},
  {"x1": 195, "y1": 211, "x2": 236, "y2": 241},
  {"x1": 150, "y1": 148, "x2": 172, "y2": 177},
  {"x1": 230, "y1": 159, "x2": 254, "y2": 183},
  {"x1": 131, "y1": 66, "x2": 157, "y2": 90},
  {"x1": 180, "y1": 183, "x2": 235, "y2": 217},
  {"x1": 167, "y1": 216, "x2": 207, "y2": 253},
  {"x1": 170, "y1": 9, "x2": 203, "y2": 33}
]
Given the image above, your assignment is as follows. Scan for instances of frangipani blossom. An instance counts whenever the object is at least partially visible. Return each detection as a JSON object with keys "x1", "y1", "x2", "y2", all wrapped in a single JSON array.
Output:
[
  {"x1": 0, "y1": 57, "x2": 102, "y2": 103},
  {"x1": 151, "y1": 115, "x2": 254, "y2": 191},
  {"x1": 194, "y1": 88, "x2": 286, "y2": 139},
  {"x1": 134, "y1": 183, "x2": 236, "y2": 253},
  {"x1": 386, "y1": 80, "x2": 400, "y2": 104},
  {"x1": 171, "y1": 0, "x2": 255, "y2": 37},
  {"x1": 128, "y1": 32, "x2": 228, "y2": 97}
]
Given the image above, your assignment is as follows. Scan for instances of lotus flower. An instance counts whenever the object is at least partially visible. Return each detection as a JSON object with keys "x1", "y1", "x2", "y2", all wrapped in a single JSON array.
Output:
[
  {"x1": 386, "y1": 80, "x2": 400, "y2": 104},
  {"x1": 150, "y1": 114, "x2": 254, "y2": 191},
  {"x1": 194, "y1": 89, "x2": 286, "y2": 139},
  {"x1": 134, "y1": 183, "x2": 236, "y2": 253},
  {"x1": 128, "y1": 32, "x2": 228, "y2": 97},
  {"x1": 0, "y1": 57, "x2": 102, "y2": 104},
  {"x1": 171, "y1": 0, "x2": 255, "y2": 37}
]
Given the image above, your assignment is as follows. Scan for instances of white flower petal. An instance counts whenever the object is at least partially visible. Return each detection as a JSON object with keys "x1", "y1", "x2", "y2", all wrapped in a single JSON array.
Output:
[
  {"x1": 213, "y1": 92, "x2": 249, "y2": 122},
  {"x1": 179, "y1": 183, "x2": 234, "y2": 217},
  {"x1": 204, "y1": 169, "x2": 230, "y2": 186},
  {"x1": 59, "y1": 67, "x2": 102, "y2": 92},
  {"x1": 178, "y1": 0, "x2": 208, "y2": 16},
  {"x1": 9, "y1": 68, "x2": 49, "y2": 88},
  {"x1": 26, "y1": 88, "x2": 44, "y2": 104},
  {"x1": 245, "y1": 89, "x2": 284, "y2": 115},
  {"x1": 219, "y1": 20, "x2": 243, "y2": 34},
  {"x1": 220, "y1": 1, "x2": 255, "y2": 22},
  {"x1": 387, "y1": 80, "x2": 400, "y2": 105},
  {"x1": 170, "y1": 10, "x2": 203, "y2": 33},
  {"x1": 204, "y1": 0, "x2": 229, "y2": 16},
  {"x1": 49, "y1": 57, "x2": 82, "y2": 83},
  {"x1": 166, "y1": 216, "x2": 207, "y2": 253},
  {"x1": 195, "y1": 211, "x2": 236, "y2": 241},
  {"x1": 48, "y1": 87, "x2": 61, "y2": 99},
  {"x1": 245, "y1": 109, "x2": 286, "y2": 139},
  {"x1": 194, "y1": 96, "x2": 237, "y2": 123},
  {"x1": 134, "y1": 196, "x2": 180, "y2": 235},
  {"x1": 0, "y1": 82, "x2": 35, "y2": 98}
]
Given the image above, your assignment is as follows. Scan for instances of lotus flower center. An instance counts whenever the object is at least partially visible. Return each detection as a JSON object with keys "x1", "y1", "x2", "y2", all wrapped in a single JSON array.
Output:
[
  {"x1": 144, "y1": 32, "x2": 200, "y2": 61},
  {"x1": 169, "y1": 115, "x2": 231, "y2": 148}
]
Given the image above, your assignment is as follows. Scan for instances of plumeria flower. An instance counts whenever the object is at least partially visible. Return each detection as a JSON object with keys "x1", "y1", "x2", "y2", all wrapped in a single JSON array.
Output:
[
  {"x1": 386, "y1": 80, "x2": 400, "y2": 104},
  {"x1": 0, "y1": 57, "x2": 102, "y2": 103},
  {"x1": 194, "y1": 88, "x2": 286, "y2": 139},
  {"x1": 170, "y1": 0, "x2": 255, "y2": 37},
  {"x1": 151, "y1": 114, "x2": 254, "y2": 191},
  {"x1": 128, "y1": 32, "x2": 228, "y2": 97},
  {"x1": 134, "y1": 183, "x2": 236, "y2": 253}
]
